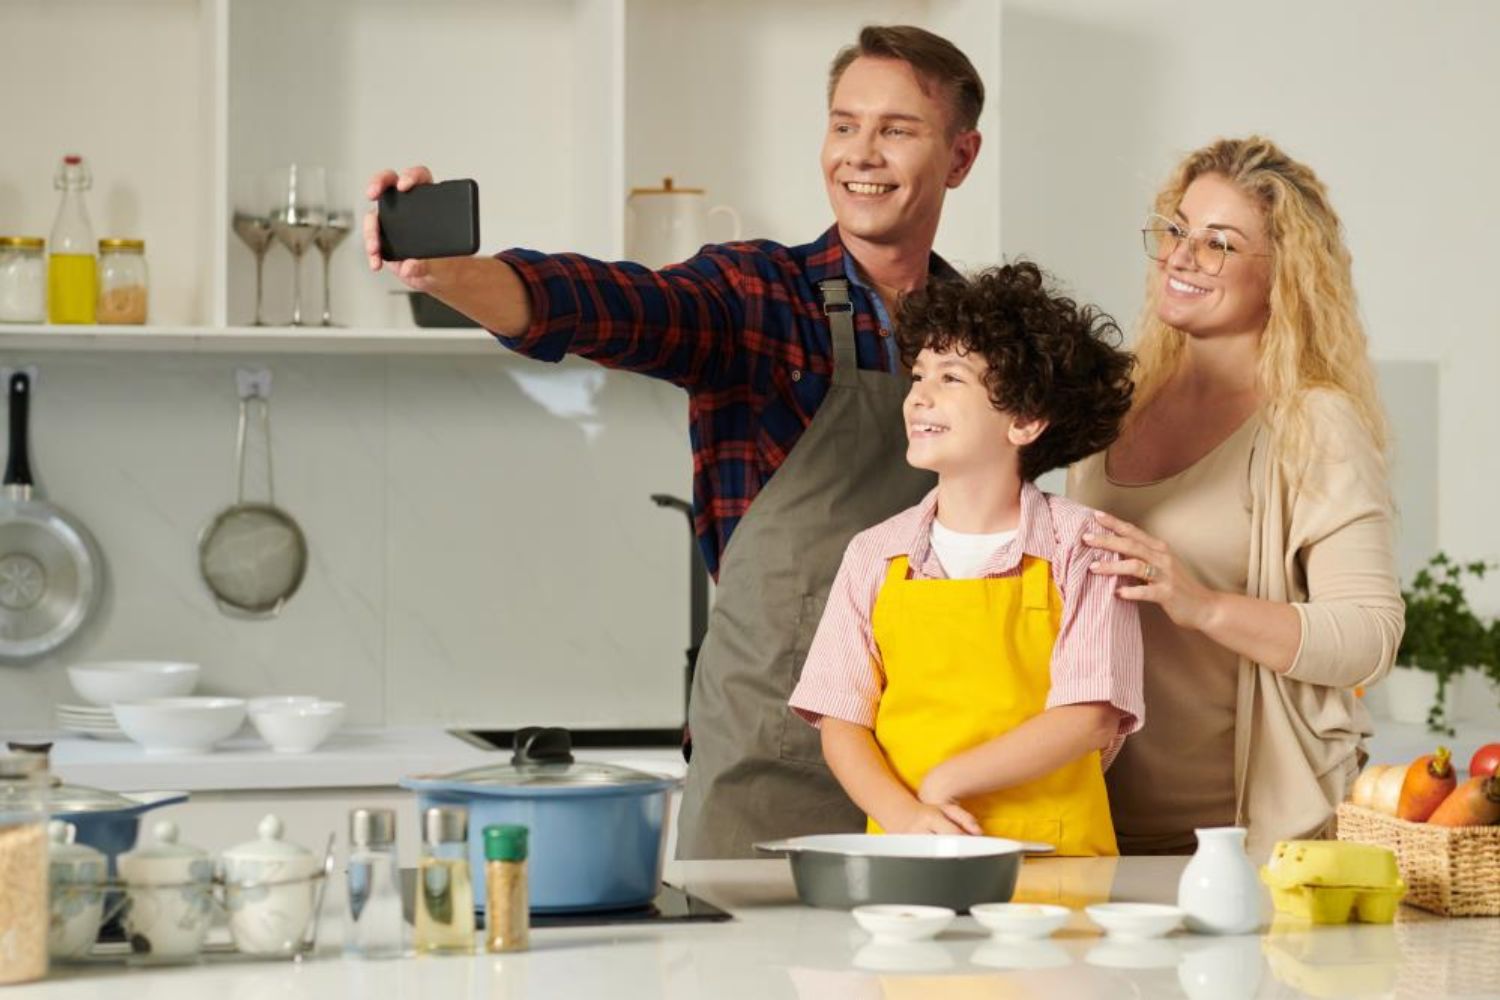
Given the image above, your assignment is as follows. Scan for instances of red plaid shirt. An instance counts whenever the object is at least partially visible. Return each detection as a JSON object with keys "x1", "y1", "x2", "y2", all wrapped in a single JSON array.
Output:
[{"x1": 495, "y1": 226, "x2": 957, "y2": 579}]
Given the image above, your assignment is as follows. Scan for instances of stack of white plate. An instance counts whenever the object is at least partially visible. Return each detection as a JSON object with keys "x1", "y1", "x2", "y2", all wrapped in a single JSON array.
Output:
[{"x1": 55, "y1": 703, "x2": 128, "y2": 741}]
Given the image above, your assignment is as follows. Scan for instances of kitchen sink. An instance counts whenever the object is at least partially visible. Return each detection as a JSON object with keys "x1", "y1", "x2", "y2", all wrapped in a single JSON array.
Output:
[{"x1": 451, "y1": 727, "x2": 686, "y2": 752}]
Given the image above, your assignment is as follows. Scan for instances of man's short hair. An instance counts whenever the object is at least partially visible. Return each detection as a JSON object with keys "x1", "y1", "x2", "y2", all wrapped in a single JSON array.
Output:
[
  {"x1": 828, "y1": 25, "x2": 984, "y2": 135},
  {"x1": 895, "y1": 263, "x2": 1135, "y2": 483}
]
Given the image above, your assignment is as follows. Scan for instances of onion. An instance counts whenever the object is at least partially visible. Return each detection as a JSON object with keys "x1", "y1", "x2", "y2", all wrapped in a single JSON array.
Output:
[
  {"x1": 1350, "y1": 765, "x2": 1387, "y2": 808},
  {"x1": 1372, "y1": 764, "x2": 1409, "y2": 816}
]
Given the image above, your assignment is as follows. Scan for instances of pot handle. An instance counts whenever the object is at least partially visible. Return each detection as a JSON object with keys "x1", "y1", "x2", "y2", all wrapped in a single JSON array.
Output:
[
  {"x1": 511, "y1": 726, "x2": 575, "y2": 765},
  {"x1": 5, "y1": 371, "x2": 34, "y2": 488}
]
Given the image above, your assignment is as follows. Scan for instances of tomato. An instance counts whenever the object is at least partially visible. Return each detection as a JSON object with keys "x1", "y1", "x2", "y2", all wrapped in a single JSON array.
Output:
[{"x1": 1470, "y1": 742, "x2": 1500, "y2": 779}]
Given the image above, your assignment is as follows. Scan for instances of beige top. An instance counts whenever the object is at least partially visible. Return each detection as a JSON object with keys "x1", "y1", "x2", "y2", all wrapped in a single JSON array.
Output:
[
  {"x1": 1068, "y1": 390, "x2": 1404, "y2": 860},
  {"x1": 1069, "y1": 414, "x2": 1258, "y2": 853}
]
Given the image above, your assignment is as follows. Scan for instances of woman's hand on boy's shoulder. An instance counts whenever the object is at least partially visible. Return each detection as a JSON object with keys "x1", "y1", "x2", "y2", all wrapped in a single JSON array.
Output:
[{"x1": 1083, "y1": 510, "x2": 1221, "y2": 633}]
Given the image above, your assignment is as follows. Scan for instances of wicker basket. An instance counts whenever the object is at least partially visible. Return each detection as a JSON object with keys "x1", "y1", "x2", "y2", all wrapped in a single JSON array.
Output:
[{"x1": 1335, "y1": 803, "x2": 1500, "y2": 916}]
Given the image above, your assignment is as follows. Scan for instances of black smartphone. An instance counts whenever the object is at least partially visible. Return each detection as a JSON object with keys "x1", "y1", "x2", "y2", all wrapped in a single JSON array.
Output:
[{"x1": 377, "y1": 178, "x2": 481, "y2": 261}]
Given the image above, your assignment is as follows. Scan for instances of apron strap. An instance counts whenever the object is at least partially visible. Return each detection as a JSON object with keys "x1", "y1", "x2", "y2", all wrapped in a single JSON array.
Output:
[
  {"x1": 819, "y1": 279, "x2": 860, "y2": 385},
  {"x1": 1021, "y1": 555, "x2": 1052, "y2": 610}
]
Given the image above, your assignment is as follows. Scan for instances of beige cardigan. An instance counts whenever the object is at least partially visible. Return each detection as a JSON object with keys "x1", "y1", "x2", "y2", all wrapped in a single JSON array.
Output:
[{"x1": 1238, "y1": 388, "x2": 1405, "y2": 860}]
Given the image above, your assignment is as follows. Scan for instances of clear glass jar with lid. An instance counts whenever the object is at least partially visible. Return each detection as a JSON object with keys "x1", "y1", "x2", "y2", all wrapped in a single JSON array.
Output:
[
  {"x1": 0, "y1": 751, "x2": 50, "y2": 984},
  {"x1": 96, "y1": 238, "x2": 148, "y2": 324},
  {"x1": 0, "y1": 237, "x2": 47, "y2": 324}
]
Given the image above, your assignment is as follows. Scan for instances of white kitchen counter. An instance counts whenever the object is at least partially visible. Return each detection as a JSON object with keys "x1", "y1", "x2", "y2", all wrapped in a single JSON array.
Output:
[
  {"x1": 5, "y1": 728, "x2": 688, "y2": 792},
  {"x1": 21, "y1": 857, "x2": 1498, "y2": 999}
]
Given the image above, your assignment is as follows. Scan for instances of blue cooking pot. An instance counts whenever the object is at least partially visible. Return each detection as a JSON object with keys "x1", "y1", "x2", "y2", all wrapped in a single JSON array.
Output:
[{"x1": 401, "y1": 727, "x2": 676, "y2": 913}]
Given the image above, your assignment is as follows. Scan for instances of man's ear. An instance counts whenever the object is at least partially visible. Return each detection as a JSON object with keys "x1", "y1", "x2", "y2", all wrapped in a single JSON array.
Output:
[
  {"x1": 945, "y1": 130, "x2": 981, "y2": 188},
  {"x1": 1008, "y1": 416, "x2": 1047, "y2": 447}
]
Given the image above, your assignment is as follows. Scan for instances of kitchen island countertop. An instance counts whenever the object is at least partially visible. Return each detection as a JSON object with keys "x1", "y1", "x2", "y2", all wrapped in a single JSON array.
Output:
[{"x1": 23, "y1": 856, "x2": 1498, "y2": 998}]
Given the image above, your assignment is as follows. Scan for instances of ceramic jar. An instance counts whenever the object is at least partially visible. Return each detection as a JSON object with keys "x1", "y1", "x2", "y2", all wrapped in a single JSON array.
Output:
[
  {"x1": 221, "y1": 814, "x2": 319, "y2": 956},
  {"x1": 625, "y1": 177, "x2": 741, "y2": 269},
  {"x1": 118, "y1": 820, "x2": 215, "y2": 963},
  {"x1": 1177, "y1": 826, "x2": 1262, "y2": 935},
  {"x1": 46, "y1": 821, "x2": 109, "y2": 960}
]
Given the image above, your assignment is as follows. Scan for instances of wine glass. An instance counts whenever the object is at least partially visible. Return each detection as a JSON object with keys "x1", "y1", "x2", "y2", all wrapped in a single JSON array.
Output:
[
  {"x1": 315, "y1": 180, "x2": 352, "y2": 328},
  {"x1": 269, "y1": 164, "x2": 326, "y2": 326},
  {"x1": 231, "y1": 174, "x2": 274, "y2": 326}
]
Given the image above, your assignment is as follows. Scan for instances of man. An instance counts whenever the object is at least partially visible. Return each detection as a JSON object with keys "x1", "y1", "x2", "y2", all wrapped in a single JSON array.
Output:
[{"x1": 365, "y1": 25, "x2": 985, "y2": 858}]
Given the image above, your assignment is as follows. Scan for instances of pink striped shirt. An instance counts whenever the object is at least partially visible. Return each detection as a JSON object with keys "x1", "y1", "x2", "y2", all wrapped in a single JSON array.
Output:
[{"x1": 788, "y1": 482, "x2": 1144, "y2": 767}]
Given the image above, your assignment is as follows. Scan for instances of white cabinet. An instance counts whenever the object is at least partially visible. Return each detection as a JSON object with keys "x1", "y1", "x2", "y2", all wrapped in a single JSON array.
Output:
[{"x1": 4, "y1": 0, "x2": 1002, "y2": 352}]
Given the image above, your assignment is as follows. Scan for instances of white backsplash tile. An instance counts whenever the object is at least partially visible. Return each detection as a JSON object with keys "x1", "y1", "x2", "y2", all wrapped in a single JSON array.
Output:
[{"x1": 0, "y1": 352, "x2": 690, "y2": 733}]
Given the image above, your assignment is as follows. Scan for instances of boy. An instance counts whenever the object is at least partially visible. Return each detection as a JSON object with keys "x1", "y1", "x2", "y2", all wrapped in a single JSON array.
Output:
[{"x1": 789, "y1": 262, "x2": 1142, "y2": 855}]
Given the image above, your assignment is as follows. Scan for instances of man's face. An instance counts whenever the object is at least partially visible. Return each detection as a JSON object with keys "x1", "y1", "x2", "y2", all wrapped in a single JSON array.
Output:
[{"x1": 822, "y1": 57, "x2": 980, "y2": 249}]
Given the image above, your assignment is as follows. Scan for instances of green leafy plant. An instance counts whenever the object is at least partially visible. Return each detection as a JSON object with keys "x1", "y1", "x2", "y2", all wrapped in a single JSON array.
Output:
[{"x1": 1397, "y1": 552, "x2": 1498, "y2": 735}]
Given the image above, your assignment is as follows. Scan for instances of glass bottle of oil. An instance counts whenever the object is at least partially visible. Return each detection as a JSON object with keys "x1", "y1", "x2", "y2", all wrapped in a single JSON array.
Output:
[
  {"x1": 47, "y1": 155, "x2": 97, "y2": 324},
  {"x1": 414, "y1": 806, "x2": 475, "y2": 954}
]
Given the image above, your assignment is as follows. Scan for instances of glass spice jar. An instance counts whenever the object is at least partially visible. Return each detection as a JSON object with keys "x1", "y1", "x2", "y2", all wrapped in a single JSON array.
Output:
[
  {"x1": 0, "y1": 752, "x2": 50, "y2": 985},
  {"x1": 0, "y1": 237, "x2": 47, "y2": 324},
  {"x1": 96, "y1": 238, "x2": 148, "y2": 324}
]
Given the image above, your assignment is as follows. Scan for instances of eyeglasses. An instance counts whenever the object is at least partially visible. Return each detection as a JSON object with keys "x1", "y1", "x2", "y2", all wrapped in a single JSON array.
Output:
[{"x1": 1140, "y1": 213, "x2": 1271, "y2": 276}]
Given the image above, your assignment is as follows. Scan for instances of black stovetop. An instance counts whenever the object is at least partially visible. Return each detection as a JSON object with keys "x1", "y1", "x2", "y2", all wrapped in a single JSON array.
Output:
[{"x1": 399, "y1": 872, "x2": 731, "y2": 928}]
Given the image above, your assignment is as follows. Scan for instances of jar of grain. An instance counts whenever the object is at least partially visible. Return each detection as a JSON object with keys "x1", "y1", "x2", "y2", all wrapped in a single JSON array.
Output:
[
  {"x1": 97, "y1": 238, "x2": 148, "y2": 324},
  {"x1": 0, "y1": 752, "x2": 49, "y2": 985},
  {"x1": 0, "y1": 237, "x2": 46, "y2": 324}
]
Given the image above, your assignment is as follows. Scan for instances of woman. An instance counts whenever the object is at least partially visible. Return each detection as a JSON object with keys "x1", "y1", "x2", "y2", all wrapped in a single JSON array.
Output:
[{"x1": 1068, "y1": 136, "x2": 1404, "y2": 858}]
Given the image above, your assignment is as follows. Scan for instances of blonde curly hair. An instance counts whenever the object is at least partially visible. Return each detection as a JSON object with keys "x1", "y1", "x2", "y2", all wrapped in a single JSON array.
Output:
[{"x1": 1130, "y1": 136, "x2": 1387, "y2": 476}]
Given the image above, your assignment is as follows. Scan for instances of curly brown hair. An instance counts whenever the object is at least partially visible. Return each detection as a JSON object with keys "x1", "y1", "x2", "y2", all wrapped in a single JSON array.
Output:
[{"x1": 895, "y1": 262, "x2": 1135, "y2": 482}]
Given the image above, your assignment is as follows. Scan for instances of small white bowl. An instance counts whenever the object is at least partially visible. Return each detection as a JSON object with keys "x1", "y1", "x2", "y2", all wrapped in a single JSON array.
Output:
[
  {"x1": 68, "y1": 661, "x2": 200, "y2": 706},
  {"x1": 113, "y1": 697, "x2": 246, "y2": 754},
  {"x1": 970, "y1": 902, "x2": 1071, "y2": 941},
  {"x1": 248, "y1": 698, "x2": 345, "y2": 753},
  {"x1": 1085, "y1": 902, "x2": 1185, "y2": 940},
  {"x1": 852, "y1": 904, "x2": 955, "y2": 944}
]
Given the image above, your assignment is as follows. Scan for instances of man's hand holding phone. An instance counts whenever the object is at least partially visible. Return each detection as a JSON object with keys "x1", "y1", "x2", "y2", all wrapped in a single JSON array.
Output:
[
  {"x1": 364, "y1": 166, "x2": 480, "y2": 286},
  {"x1": 364, "y1": 166, "x2": 531, "y2": 335}
]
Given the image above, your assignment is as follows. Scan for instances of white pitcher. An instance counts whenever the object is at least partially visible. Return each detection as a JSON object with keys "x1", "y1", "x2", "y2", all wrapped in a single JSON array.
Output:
[
  {"x1": 1177, "y1": 826, "x2": 1262, "y2": 935},
  {"x1": 627, "y1": 177, "x2": 741, "y2": 269}
]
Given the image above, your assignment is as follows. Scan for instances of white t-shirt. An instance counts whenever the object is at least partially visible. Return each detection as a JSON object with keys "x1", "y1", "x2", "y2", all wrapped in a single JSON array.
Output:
[{"x1": 928, "y1": 519, "x2": 1018, "y2": 580}]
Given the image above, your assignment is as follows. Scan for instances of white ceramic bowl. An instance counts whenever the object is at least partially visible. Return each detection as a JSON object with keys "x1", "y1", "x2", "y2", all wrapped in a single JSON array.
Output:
[
  {"x1": 852, "y1": 904, "x2": 955, "y2": 944},
  {"x1": 1085, "y1": 902, "x2": 1185, "y2": 940},
  {"x1": 248, "y1": 698, "x2": 345, "y2": 753},
  {"x1": 113, "y1": 697, "x2": 247, "y2": 754},
  {"x1": 970, "y1": 902, "x2": 1071, "y2": 941},
  {"x1": 67, "y1": 661, "x2": 200, "y2": 706}
]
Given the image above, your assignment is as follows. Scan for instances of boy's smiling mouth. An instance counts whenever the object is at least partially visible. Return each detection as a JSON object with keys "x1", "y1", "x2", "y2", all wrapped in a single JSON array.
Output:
[{"x1": 908, "y1": 422, "x2": 949, "y2": 436}]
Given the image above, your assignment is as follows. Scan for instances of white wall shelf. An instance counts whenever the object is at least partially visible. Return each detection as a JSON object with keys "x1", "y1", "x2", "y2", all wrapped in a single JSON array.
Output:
[
  {"x1": 6, "y1": 0, "x2": 1002, "y2": 346},
  {"x1": 0, "y1": 325, "x2": 499, "y2": 355}
]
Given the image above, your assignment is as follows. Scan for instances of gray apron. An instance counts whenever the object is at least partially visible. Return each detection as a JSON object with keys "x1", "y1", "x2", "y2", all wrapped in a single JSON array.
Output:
[{"x1": 675, "y1": 279, "x2": 936, "y2": 858}]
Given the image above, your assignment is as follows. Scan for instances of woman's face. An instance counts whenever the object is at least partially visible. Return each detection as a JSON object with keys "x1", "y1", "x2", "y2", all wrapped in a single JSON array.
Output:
[{"x1": 1152, "y1": 172, "x2": 1274, "y2": 340}]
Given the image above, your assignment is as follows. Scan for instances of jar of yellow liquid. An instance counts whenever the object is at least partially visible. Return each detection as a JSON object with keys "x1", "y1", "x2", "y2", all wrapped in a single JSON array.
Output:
[{"x1": 47, "y1": 155, "x2": 97, "y2": 324}]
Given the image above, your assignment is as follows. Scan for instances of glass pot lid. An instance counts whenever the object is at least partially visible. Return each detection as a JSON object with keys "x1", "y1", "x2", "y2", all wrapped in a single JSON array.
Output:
[{"x1": 421, "y1": 727, "x2": 671, "y2": 790}]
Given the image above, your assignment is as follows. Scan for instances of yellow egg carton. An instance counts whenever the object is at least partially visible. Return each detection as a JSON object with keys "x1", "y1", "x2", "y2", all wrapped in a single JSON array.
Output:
[{"x1": 1259, "y1": 840, "x2": 1406, "y2": 924}]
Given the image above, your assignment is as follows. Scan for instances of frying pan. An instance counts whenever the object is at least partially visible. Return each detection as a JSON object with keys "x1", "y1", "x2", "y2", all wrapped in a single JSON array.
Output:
[{"x1": 0, "y1": 370, "x2": 102, "y2": 661}]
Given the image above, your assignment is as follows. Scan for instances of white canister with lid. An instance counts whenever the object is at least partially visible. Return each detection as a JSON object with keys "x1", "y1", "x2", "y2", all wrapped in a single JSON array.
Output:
[
  {"x1": 221, "y1": 814, "x2": 319, "y2": 956},
  {"x1": 0, "y1": 237, "x2": 46, "y2": 323},
  {"x1": 46, "y1": 820, "x2": 108, "y2": 960},
  {"x1": 626, "y1": 177, "x2": 741, "y2": 269},
  {"x1": 117, "y1": 819, "x2": 215, "y2": 963}
]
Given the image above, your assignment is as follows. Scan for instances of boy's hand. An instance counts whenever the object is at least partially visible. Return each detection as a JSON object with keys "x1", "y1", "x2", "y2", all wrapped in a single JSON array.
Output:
[{"x1": 889, "y1": 801, "x2": 983, "y2": 835}]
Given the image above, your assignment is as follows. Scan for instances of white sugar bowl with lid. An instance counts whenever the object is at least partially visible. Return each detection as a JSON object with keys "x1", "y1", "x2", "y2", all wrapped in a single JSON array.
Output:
[
  {"x1": 221, "y1": 814, "x2": 319, "y2": 956},
  {"x1": 47, "y1": 820, "x2": 109, "y2": 960},
  {"x1": 117, "y1": 820, "x2": 215, "y2": 963}
]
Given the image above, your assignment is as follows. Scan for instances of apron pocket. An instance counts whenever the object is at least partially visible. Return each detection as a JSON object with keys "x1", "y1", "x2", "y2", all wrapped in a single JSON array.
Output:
[{"x1": 779, "y1": 592, "x2": 830, "y2": 765}]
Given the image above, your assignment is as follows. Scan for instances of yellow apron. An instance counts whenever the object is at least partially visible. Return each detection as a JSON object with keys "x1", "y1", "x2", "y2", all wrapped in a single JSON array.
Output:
[{"x1": 869, "y1": 554, "x2": 1118, "y2": 856}]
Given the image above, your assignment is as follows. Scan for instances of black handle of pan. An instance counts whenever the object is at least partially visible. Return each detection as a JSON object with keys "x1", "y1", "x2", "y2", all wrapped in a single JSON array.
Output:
[{"x1": 5, "y1": 371, "x2": 33, "y2": 488}]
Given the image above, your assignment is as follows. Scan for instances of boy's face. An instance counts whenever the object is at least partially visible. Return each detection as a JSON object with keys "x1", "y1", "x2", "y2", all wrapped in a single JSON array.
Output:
[{"x1": 903, "y1": 347, "x2": 1041, "y2": 477}]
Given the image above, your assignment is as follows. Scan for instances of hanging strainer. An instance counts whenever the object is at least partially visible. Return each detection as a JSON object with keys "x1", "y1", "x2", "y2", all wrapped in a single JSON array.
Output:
[{"x1": 198, "y1": 372, "x2": 307, "y2": 618}]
